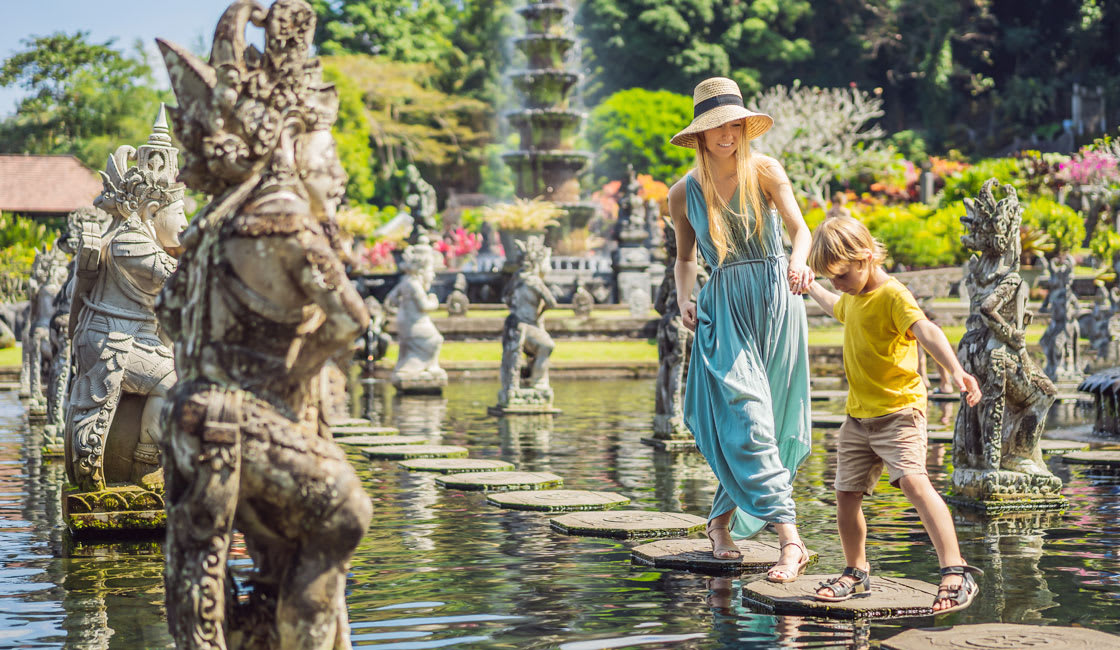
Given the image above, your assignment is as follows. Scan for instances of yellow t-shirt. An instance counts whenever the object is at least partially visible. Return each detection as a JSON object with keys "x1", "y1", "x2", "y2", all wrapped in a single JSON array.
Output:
[{"x1": 834, "y1": 277, "x2": 928, "y2": 418}]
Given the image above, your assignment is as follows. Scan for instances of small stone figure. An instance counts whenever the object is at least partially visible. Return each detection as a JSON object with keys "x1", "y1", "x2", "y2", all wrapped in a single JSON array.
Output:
[
  {"x1": 1088, "y1": 285, "x2": 1120, "y2": 367},
  {"x1": 1039, "y1": 253, "x2": 1081, "y2": 382},
  {"x1": 156, "y1": 3, "x2": 372, "y2": 647},
  {"x1": 64, "y1": 107, "x2": 185, "y2": 501},
  {"x1": 384, "y1": 239, "x2": 447, "y2": 392},
  {"x1": 653, "y1": 218, "x2": 693, "y2": 439},
  {"x1": 953, "y1": 180, "x2": 1062, "y2": 510},
  {"x1": 571, "y1": 277, "x2": 594, "y2": 318},
  {"x1": 446, "y1": 273, "x2": 470, "y2": 317},
  {"x1": 19, "y1": 248, "x2": 60, "y2": 400},
  {"x1": 361, "y1": 294, "x2": 392, "y2": 372},
  {"x1": 22, "y1": 246, "x2": 68, "y2": 417},
  {"x1": 495, "y1": 235, "x2": 558, "y2": 413},
  {"x1": 614, "y1": 166, "x2": 654, "y2": 313},
  {"x1": 404, "y1": 163, "x2": 438, "y2": 245}
]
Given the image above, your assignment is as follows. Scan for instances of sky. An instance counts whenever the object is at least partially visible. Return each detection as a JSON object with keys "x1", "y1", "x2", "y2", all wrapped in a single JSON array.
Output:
[{"x1": 1, "y1": 0, "x2": 264, "y2": 117}]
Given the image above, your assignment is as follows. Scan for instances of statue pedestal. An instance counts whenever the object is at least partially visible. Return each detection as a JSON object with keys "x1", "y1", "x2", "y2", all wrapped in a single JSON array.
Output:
[
  {"x1": 40, "y1": 424, "x2": 64, "y2": 457},
  {"x1": 948, "y1": 469, "x2": 1067, "y2": 513},
  {"x1": 391, "y1": 370, "x2": 447, "y2": 395},
  {"x1": 490, "y1": 387, "x2": 561, "y2": 415},
  {"x1": 651, "y1": 414, "x2": 689, "y2": 439},
  {"x1": 62, "y1": 485, "x2": 166, "y2": 538}
]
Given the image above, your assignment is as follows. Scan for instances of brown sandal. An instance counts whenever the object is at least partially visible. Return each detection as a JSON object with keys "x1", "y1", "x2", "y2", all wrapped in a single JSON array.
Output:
[
  {"x1": 766, "y1": 540, "x2": 809, "y2": 583},
  {"x1": 705, "y1": 526, "x2": 742, "y2": 561},
  {"x1": 933, "y1": 564, "x2": 983, "y2": 614}
]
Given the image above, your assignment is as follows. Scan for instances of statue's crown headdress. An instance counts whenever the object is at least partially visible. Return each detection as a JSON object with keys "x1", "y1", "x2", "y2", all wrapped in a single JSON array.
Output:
[{"x1": 95, "y1": 105, "x2": 186, "y2": 219}]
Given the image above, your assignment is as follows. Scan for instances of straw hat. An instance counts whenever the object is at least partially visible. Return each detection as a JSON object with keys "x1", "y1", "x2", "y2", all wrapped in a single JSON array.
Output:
[{"x1": 670, "y1": 77, "x2": 773, "y2": 149}]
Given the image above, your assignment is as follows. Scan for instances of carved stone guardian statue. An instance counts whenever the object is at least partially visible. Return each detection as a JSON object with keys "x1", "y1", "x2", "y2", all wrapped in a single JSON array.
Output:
[
  {"x1": 446, "y1": 272, "x2": 470, "y2": 317},
  {"x1": 491, "y1": 235, "x2": 560, "y2": 414},
  {"x1": 1088, "y1": 285, "x2": 1120, "y2": 368},
  {"x1": 156, "y1": 3, "x2": 372, "y2": 646},
  {"x1": 953, "y1": 180, "x2": 1063, "y2": 511},
  {"x1": 571, "y1": 277, "x2": 593, "y2": 318},
  {"x1": 22, "y1": 246, "x2": 69, "y2": 418},
  {"x1": 404, "y1": 163, "x2": 438, "y2": 244},
  {"x1": 384, "y1": 238, "x2": 448, "y2": 392},
  {"x1": 653, "y1": 219, "x2": 693, "y2": 440},
  {"x1": 61, "y1": 106, "x2": 186, "y2": 537},
  {"x1": 1039, "y1": 252, "x2": 1082, "y2": 382}
]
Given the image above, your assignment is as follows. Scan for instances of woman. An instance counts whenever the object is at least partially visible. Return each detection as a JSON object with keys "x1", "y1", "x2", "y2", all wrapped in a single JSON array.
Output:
[{"x1": 667, "y1": 77, "x2": 813, "y2": 582}]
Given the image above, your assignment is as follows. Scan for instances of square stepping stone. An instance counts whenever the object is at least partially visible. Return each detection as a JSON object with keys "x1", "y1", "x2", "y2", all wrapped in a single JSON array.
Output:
[
  {"x1": 335, "y1": 435, "x2": 426, "y2": 446},
  {"x1": 882, "y1": 623, "x2": 1120, "y2": 649},
  {"x1": 630, "y1": 538, "x2": 818, "y2": 576},
  {"x1": 361, "y1": 445, "x2": 468, "y2": 460},
  {"x1": 1060, "y1": 450, "x2": 1120, "y2": 467},
  {"x1": 332, "y1": 425, "x2": 399, "y2": 437},
  {"x1": 487, "y1": 489, "x2": 630, "y2": 512},
  {"x1": 436, "y1": 471, "x2": 563, "y2": 492},
  {"x1": 742, "y1": 574, "x2": 939, "y2": 620},
  {"x1": 398, "y1": 458, "x2": 515, "y2": 473},
  {"x1": 550, "y1": 511, "x2": 706, "y2": 539}
]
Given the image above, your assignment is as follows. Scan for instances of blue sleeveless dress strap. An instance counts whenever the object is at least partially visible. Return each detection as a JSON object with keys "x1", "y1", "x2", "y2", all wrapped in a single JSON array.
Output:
[{"x1": 682, "y1": 174, "x2": 812, "y2": 539}]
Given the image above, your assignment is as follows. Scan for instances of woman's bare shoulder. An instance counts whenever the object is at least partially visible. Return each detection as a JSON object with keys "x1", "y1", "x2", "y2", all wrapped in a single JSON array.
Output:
[{"x1": 668, "y1": 173, "x2": 695, "y2": 214}]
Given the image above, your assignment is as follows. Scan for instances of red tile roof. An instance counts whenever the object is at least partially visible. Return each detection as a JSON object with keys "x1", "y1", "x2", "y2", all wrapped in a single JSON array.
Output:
[{"x1": 0, "y1": 154, "x2": 102, "y2": 214}]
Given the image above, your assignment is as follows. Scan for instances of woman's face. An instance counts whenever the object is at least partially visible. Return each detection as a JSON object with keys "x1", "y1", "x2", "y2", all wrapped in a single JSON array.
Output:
[{"x1": 701, "y1": 120, "x2": 742, "y2": 160}]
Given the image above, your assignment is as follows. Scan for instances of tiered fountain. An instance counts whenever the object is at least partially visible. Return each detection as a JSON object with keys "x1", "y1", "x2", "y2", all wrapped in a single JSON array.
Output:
[{"x1": 503, "y1": 1, "x2": 596, "y2": 234}]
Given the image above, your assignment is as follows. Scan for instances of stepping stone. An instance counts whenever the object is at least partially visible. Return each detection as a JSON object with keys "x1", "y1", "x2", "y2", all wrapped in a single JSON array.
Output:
[
  {"x1": 550, "y1": 510, "x2": 706, "y2": 539},
  {"x1": 927, "y1": 430, "x2": 954, "y2": 444},
  {"x1": 332, "y1": 425, "x2": 399, "y2": 436},
  {"x1": 335, "y1": 435, "x2": 426, "y2": 446},
  {"x1": 361, "y1": 445, "x2": 468, "y2": 460},
  {"x1": 631, "y1": 538, "x2": 819, "y2": 576},
  {"x1": 639, "y1": 437, "x2": 698, "y2": 452},
  {"x1": 1039, "y1": 439, "x2": 1089, "y2": 454},
  {"x1": 881, "y1": 623, "x2": 1120, "y2": 649},
  {"x1": 1060, "y1": 450, "x2": 1120, "y2": 467},
  {"x1": 810, "y1": 390, "x2": 848, "y2": 401},
  {"x1": 487, "y1": 489, "x2": 630, "y2": 512},
  {"x1": 436, "y1": 470, "x2": 563, "y2": 492},
  {"x1": 742, "y1": 574, "x2": 939, "y2": 619},
  {"x1": 329, "y1": 418, "x2": 371, "y2": 427},
  {"x1": 399, "y1": 458, "x2": 515, "y2": 474},
  {"x1": 812, "y1": 414, "x2": 846, "y2": 428}
]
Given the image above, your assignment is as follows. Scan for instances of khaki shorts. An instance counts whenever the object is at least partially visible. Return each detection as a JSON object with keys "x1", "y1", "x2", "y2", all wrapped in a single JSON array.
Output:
[{"x1": 834, "y1": 407, "x2": 928, "y2": 495}]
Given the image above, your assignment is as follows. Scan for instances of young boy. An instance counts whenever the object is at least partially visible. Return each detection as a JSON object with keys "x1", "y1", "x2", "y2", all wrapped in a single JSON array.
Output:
[{"x1": 805, "y1": 215, "x2": 984, "y2": 613}]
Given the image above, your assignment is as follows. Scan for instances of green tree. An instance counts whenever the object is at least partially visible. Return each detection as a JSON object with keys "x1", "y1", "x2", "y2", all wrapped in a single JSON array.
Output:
[
  {"x1": 578, "y1": 0, "x2": 813, "y2": 102},
  {"x1": 323, "y1": 63, "x2": 376, "y2": 205},
  {"x1": 0, "y1": 32, "x2": 165, "y2": 169},
  {"x1": 585, "y1": 88, "x2": 696, "y2": 185}
]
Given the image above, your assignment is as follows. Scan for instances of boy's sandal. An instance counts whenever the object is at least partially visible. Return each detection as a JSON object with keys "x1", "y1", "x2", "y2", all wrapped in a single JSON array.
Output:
[
  {"x1": 766, "y1": 540, "x2": 810, "y2": 583},
  {"x1": 814, "y1": 566, "x2": 871, "y2": 602},
  {"x1": 705, "y1": 526, "x2": 742, "y2": 561},
  {"x1": 933, "y1": 565, "x2": 983, "y2": 614}
]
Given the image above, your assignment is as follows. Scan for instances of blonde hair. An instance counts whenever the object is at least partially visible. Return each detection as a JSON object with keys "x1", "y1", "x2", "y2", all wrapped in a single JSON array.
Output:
[
  {"x1": 694, "y1": 122, "x2": 769, "y2": 264},
  {"x1": 808, "y1": 215, "x2": 888, "y2": 277}
]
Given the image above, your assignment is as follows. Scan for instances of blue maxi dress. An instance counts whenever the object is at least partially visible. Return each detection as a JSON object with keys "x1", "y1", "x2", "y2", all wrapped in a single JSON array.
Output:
[{"x1": 682, "y1": 174, "x2": 812, "y2": 540}]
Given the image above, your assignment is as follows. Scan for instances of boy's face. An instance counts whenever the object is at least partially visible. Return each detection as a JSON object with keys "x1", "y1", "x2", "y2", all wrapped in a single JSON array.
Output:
[{"x1": 828, "y1": 260, "x2": 873, "y2": 295}]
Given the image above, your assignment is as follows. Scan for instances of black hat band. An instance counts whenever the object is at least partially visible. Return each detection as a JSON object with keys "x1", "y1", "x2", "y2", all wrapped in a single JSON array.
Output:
[{"x1": 694, "y1": 94, "x2": 744, "y2": 118}]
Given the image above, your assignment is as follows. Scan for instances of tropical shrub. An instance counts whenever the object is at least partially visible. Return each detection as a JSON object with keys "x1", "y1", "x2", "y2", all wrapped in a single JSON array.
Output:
[
  {"x1": 806, "y1": 201, "x2": 967, "y2": 269},
  {"x1": 585, "y1": 88, "x2": 696, "y2": 186},
  {"x1": 0, "y1": 212, "x2": 58, "y2": 302},
  {"x1": 1021, "y1": 197, "x2": 1085, "y2": 255}
]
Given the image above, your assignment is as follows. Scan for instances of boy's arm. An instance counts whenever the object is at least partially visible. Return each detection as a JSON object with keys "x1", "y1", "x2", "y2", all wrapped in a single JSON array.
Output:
[
  {"x1": 910, "y1": 319, "x2": 982, "y2": 406},
  {"x1": 807, "y1": 281, "x2": 840, "y2": 319}
]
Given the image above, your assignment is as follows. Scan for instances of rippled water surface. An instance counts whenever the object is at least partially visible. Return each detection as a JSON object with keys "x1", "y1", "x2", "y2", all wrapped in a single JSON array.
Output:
[{"x1": 1, "y1": 377, "x2": 1118, "y2": 648}]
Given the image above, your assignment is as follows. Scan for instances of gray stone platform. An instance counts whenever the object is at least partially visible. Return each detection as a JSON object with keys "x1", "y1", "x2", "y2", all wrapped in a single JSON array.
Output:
[
  {"x1": 810, "y1": 390, "x2": 848, "y2": 401},
  {"x1": 398, "y1": 458, "x2": 515, "y2": 473},
  {"x1": 882, "y1": 623, "x2": 1120, "y2": 649},
  {"x1": 335, "y1": 435, "x2": 426, "y2": 446},
  {"x1": 329, "y1": 418, "x2": 372, "y2": 427},
  {"x1": 486, "y1": 489, "x2": 630, "y2": 512},
  {"x1": 436, "y1": 470, "x2": 563, "y2": 492},
  {"x1": 0, "y1": 381, "x2": 18, "y2": 392},
  {"x1": 742, "y1": 574, "x2": 939, "y2": 619},
  {"x1": 927, "y1": 430, "x2": 954, "y2": 443},
  {"x1": 332, "y1": 425, "x2": 399, "y2": 436},
  {"x1": 639, "y1": 437, "x2": 698, "y2": 452},
  {"x1": 1060, "y1": 450, "x2": 1120, "y2": 467},
  {"x1": 1039, "y1": 440, "x2": 1089, "y2": 454},
  {"x1": 811, "y1": 414, "x2": 846, "y2": 428},
  {"x1": 550, "y1": 510, "x2": 706, "y2": 539},
  {"x1": 361, "y1": 445, "x2": 468, "y2": 460},
  {"x1": 631, "y1": 538, "x2": 819, "y2": 576},
  {"x1": 487, "y1": 405, "x2": 562, "y2": 416}
]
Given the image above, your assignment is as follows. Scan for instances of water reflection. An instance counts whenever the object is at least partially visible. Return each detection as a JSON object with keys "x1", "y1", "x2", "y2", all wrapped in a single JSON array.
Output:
[{"x1": 498, "y1": 414, "x2": 553, "y2": 470}]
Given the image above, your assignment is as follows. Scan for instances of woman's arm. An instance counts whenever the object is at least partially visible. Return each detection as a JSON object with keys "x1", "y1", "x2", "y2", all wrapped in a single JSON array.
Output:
[
  {"x1": 758, "y1": 155, "x2": 813, "y2": 294},
  {"x1": 668, "y1": 178, "x2": 699, "y2": 331}
]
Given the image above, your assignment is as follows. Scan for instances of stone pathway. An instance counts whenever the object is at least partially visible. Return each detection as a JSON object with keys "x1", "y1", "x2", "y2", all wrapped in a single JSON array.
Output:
[
  {"x1": 631, "y1": 538, "x2": 819, "y2": 576},
  {"x1": 1060, "y1": 450, "x2": 1120, "y2": 467},
  {"x1": 550, "y1": 511, "x2": 706, "y2": 539},
  {"x1": 487, "y1": 489, "x2": 630, "y2": 512},
  {"x1": 398, "y1": 458, "x2": 515, "y2": 473},
  {"x1": 332, "y1": 425, "x2": 400, "y2": 436},
  {"x1": 881, "y1": 623, "x2": 1120, "y2": 649},
  {"x1": 361, "y1": 444, "x2": 469, "y2": 460},
  {"x1": 436, "y1": 470, "x2": 563, "y2": 492},
  {"x1": 335, "y1": 435, "x2": 427, "y2": 446},
  {"x1": 742, "y1": 574, "x2": 939, "y2": 620}
]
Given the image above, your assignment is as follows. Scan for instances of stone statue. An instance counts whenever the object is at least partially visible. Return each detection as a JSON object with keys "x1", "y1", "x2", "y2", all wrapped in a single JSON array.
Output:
[
  {"x1": 384, "y1": 239, "x2": 447, "y2": 392},
  {"x1": 653, "y1": 218, "x2": 693, "y2": 439},
  {"x1": 953, "y1": 180, "x2": 1062, "y2": 510},
  {"x1": 1039, "y1": 253, "x2": 1081, "y2": 382},
  {"x1": 404, "y1": 163, "x2": 438, "y2": 244},
  {"x1": 361, "y1": 294, "x2": 392, "y2": 372},
  {"x1": 42, "y1": 207, "x2": 113, "y2": 452},
  {"x1": 495, "y1": 235, "x2": 558, "y2": 412},
  {"x1": 22, "y1": 245, "x2": 69, "y2": 417},
  {"x1": 19, "y1": 247, "x2": 60, "y2": 400},
  {"x1": 156, "y1": 2, "x2": 372, "y2": 647},
  {"x1": 1088, "y1": 285, "x2": 1120, "y2": 367},
  {"x1": 446, "y1": 272, "x2": 470, "y2": 316},
  {"x1": 571, "y1": 277, "x2": 593, "y2": 318},
  {"x1": 64, "y1": 107, "x2": 186, "y2": 503}
]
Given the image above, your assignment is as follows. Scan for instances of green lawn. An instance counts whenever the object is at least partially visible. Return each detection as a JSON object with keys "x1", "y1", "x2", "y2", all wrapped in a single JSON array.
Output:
[
  {"x1": 453, "y1": 309, "x2": 660, "y2": 319},
  {"x1": 0, "y1": 345, "x2": 19, "y2": 367},
  {"x1": 381, "y1": 339, "x2": 659, "y2": 363}
]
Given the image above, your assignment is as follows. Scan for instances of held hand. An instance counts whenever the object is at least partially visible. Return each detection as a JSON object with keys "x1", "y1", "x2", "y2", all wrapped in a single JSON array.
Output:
[
  {"x1": 955, "y1": 371, "x2": 982, "y2": 407},
  {"x1": 680, "y1": 301, "x2": 698, "y2": 331},
  {"x1": 787, "y1": 261, "x2": 814, "y2": 295}
]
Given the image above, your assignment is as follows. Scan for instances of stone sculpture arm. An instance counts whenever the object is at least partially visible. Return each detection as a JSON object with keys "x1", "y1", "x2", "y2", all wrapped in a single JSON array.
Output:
[
  {"x1": 525, "y1": 274, "x2": 558, "y2": 310},
  {"x1": 980, "y1": 275, "x2": 1026, "y2": 350}
]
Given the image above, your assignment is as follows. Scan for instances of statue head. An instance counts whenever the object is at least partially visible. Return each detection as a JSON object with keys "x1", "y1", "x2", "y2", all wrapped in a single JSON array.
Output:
[
  {"x1": 158, "y1": 0, "x2": 345, "y2": 218},
  {"x1": 961, "y1": 179, "x2": 1020, "y2": 269},
  {"x1": 95, "y1": 105, "x2": 188, "y2": 248},
  {"x1": 516, "y1": 235, "x2": 550, "y2": 276},
  {"x1": 399, "y1": 243, "x2": 436, "y2": 285}
]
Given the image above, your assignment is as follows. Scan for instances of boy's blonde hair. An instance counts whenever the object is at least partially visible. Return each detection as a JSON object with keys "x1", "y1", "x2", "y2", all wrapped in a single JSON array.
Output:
[{"x1": 808, "y1": 215, "x2": 888, "y2": 277}]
